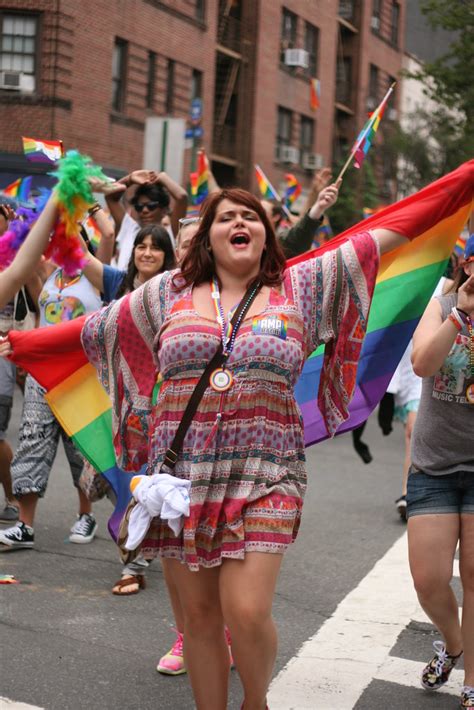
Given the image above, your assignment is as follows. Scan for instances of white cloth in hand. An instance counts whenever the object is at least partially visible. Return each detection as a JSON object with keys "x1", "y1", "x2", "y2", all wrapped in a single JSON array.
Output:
[{"x1": 125, "y1": 473, "x2": 191, "y2": 550}]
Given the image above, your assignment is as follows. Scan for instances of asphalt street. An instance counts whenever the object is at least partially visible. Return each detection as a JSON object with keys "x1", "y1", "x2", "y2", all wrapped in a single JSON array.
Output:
[{"x1": 0, "y1": 388, "x2": 456, "y2": 709}]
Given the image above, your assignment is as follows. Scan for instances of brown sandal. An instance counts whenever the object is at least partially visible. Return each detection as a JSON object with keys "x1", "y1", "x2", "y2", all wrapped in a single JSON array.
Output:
[{"x1": 112, "y1": 574, "x2": 146, "y2": 596}]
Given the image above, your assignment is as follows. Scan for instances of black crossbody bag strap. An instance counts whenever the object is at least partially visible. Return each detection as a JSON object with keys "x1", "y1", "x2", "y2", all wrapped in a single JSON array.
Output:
[{"x1": 162, "y1": 279, "x2": 261, "y2": 470}]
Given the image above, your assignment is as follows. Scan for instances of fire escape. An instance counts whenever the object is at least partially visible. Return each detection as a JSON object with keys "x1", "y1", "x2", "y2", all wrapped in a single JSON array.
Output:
[{"x1": 212, "y1": 0, "x2": 257, "y2": 187}]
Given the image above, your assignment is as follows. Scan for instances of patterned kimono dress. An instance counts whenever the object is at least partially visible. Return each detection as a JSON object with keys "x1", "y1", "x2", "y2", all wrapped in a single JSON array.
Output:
[{"x1": 82, "y1": 233, "x2": 378, "y2": 570}]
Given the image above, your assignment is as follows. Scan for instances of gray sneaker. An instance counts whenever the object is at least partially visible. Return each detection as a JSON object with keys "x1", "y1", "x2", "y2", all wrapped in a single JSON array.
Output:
[
  {"x1": 0, "y1": 521, "x2": 34, "y2": 550},
  {"x1": 0, "y1": 503, "x2": 19, "y2": 523},
  {"x1": 69, "y1": 513, "x2": 97, "y2": 544}
]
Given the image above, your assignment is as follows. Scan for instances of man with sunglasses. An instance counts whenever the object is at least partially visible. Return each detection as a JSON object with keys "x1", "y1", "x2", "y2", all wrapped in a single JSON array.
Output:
[{"x1": 105, "y1": 169, "x2": 187, "y2": 270}]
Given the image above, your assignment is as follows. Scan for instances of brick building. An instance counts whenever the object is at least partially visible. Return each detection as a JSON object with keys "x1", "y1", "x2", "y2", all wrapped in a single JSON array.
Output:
[{"x1": 0, "y1": 0, "x2": 406, "y2": 200}]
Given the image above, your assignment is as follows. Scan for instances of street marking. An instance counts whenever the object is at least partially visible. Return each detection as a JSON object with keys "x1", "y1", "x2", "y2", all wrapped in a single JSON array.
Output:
[
  {"x1": 0, "y1": 700, "x2": 44, "y2": 709},
  {"x1": 268, "y1": 532, "x2": 463, "y2": 710},
  {"x1": 374, "y1": 656, "x2": 463, "y2": 696}
]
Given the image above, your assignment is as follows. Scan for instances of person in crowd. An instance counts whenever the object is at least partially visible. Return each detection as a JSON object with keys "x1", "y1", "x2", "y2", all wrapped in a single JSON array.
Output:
[
  {"x1": 261, "y1": 167, "x2": 332, "y2": 258},
  {"x1": 81, "y1": 179, "x2": 415, "y2": 710},
  {"x1": 0, "y1": 202, "x2": 103, "y2": 550},
  {"x1": 104, "y1": 170, "x2": 187, "y2": 269},
  {"x1": 388, "y1": 341, "x2": 422, "y2": 521},
  {"x1": 407, "y1": 232, "x2": 474, "y2": 709}
]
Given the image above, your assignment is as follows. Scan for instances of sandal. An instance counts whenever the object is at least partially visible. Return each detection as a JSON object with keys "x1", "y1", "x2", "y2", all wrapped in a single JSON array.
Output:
[{"x1": 112, "y1": 574, "x2": 146, "y2": 596}]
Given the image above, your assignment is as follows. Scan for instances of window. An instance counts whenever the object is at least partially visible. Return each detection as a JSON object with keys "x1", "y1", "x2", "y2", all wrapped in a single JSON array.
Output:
[
  {"x1": 166, "y1": 59, "x2": 175, "y2": 114},
  {"x1": 0, "y1": 13, "x2": 38, "y2": 89},
  {"x1": 304, "y1": 22, "x2": 318, "y2": 77},
  {"x1": 369, "y1": 64, "x2": 379, "y2": 104},
  {"x1": 300, "y1": 116, "x2": 314, "y2": 154},
  {"x1": 191, "y1": 68, "x2": 202, "y2": 100},
  {"x1": 112, "y1": 38, "x2": 127, "y2": 112},
  {"x1": 336, "y1": 56, "x2": 352, "y2": 105},
  {"x1": 339, "y1": 0, "x2": 356, "y2": 23},
  {"x1": 280, "y1": 8, "x2": 297, "y2": 64},
  {"x1": 371, "y1": 0, "x2": 381, "y2": 33},
  {"x1": 146, "y1": 51, "x2": 156, "y2": 109},
  {"x1": 277, "y1": 106, "x2": 293, "y2": 148},
  {"x1": 391, "y1": 2, "x2": 400, "y2": 46},
  {"x1": 196, "y1": 0, "x2": 206, "y2": 21}
]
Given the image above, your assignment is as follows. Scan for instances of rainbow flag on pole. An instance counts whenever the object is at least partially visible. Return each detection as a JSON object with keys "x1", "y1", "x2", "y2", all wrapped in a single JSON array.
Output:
[
  {"x1": 22, "y1": 136, "x2": 64, "y2": 164},
  {"x1": 255, "y1": 164, "x2": 281, "y2": 201},
  {"x1": 284, "y1": 173, "x2": 302, "y2": 209},
  {"x1": 1, "y1": 176, "x2": 32, "y2": 204},
  {"x1": 353, "y1": 84, "x2": 394, "y2": 169},
  {"x1": 310, "y1": 78, "x2": 321, "y2": 111},
  {"x1": 190, "y1": 150, "x2": 209, "y2": 205},
  {"x1": 8, "y1": 161, "x2": 473, "y2": 530}
]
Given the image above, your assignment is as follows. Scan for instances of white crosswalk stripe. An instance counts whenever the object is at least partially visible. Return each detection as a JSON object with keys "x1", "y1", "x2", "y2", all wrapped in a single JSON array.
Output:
[
  {"x1": 0, "y1": 700, "x2": 43, "y2": 709},
  {"x1": 268, "y1": 532, "x2": 463, "y2": 709}
]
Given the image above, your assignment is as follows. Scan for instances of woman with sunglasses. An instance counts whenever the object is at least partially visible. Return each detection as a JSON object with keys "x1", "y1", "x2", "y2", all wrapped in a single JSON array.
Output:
[
  {"x1": 407, "y1": 229, "x2": 474, "y2": 709},
  {"x1": 81, "y1": 177, "x2": 425, "y2": 710}
]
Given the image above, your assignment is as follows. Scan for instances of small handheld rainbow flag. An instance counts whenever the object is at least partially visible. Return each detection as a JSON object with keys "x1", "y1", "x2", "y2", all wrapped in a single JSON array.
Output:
[
  {"x1": 353, "y1": 85, "x2": 394, "y2": 169},
  {"x1": 284, "y1": 173, "x2": 302, "y2": 208},
  {"x1": 190, "y1": 150, "x2": 209, "y2": 205},
  {"x1": 22, "y1": 136, "x2": 64, "y2": 164},
  {"x1": 1, "y1": 176, "x2": 32, "y2": 204},
  {"x1": 255, "y1": 164, "x2": 281, "y2": 201},
  {"x1": 310, "y1": 78, "x2": 321, "y2": 112}
]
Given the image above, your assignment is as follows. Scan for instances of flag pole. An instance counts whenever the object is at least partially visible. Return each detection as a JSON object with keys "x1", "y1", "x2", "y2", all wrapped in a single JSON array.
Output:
[{"x1": 336, "y1": 82, "x2": 396, "y2": 183}]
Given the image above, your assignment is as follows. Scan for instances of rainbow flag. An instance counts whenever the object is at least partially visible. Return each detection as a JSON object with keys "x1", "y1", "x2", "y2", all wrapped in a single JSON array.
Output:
[
  {"x1": 8, "y1": 160, "x2": 473, "y2": 532},
  {"x1": 454, "y1": 233, "x2": 467, "y2": 257},
  {"x1": 353, "y1": 85, "x2": 393, "y2": 169},
  {"x1": 190, "y1": 150, "x2": 209, "y2": 205},
  {"x1": 284, "y1": 173, "x2": 302, "y2": 208},
  {"x1": 22, "y1": 136, "x2": 64, "y2": 164},
  {"x1": 255, "y1": 164, "x2": 281, "y2": 201},
  {"x1": 310, "y1": 78, "x2": 321, "y2": 111},
  {"x1": 1, "y1": 176, "x2": 32, "y2": 204}
]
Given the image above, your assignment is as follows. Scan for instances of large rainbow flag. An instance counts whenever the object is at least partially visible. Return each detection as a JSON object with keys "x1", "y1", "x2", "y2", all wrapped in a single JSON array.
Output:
[
  {"x1": 22, "y1": 136, "x2": 64, "y2": 164},
  {"x1": 8, "y1": 160, "x2": 473, "y2": 534}
]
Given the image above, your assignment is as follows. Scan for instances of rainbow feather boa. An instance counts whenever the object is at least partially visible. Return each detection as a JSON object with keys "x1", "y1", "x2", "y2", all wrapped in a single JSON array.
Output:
[{"x1": 0, "y1": 151, "x2": 109, "y2": 275}]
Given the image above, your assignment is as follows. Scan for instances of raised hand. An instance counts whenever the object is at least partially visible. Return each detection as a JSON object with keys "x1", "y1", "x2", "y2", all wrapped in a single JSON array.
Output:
[
  {"x1": 312, "y1": 179, "x2": 341, "y2": 219},
  {"x1": 88, "y1": 177, "x2": 126, "y2": 196},
  {"x1": 130, "y1": 170, "x2": 159, "y2": 185}
]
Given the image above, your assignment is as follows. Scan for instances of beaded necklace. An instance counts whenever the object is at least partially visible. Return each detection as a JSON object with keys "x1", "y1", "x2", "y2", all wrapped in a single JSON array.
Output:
[{"x1": 466, "y1": 315, "x2": 474, "y2": 404}]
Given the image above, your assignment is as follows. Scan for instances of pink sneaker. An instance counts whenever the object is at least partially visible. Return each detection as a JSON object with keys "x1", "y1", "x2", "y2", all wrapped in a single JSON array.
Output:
[{"x1": 156, "y1": 631, "x2": 186, "y2": 675}]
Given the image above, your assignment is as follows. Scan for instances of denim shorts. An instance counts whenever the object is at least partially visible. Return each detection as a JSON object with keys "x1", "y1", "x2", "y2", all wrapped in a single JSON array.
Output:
[{"x1": 407, "y1": 468, "x2": 474, "y2": 517}]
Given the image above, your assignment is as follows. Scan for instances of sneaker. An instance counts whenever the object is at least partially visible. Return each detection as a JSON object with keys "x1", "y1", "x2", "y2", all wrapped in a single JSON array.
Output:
[
  {"x1": 0, "y1": 503, "x2": 19, "y2": 523},
  {"x1": 157, "y1": 631, "x2": 186, "y2": 675},
  {"x1": 69, "y1": 513, "x2": 97, "y2": 544},
  {"x1": 396, "y1": 495, "x2": 407, "y2": 521},
  {"x1": 461, "y1": 686, "x2": 474, "y2": 708},
  {"x1": 0, "y1": 521, "x2": 34, "y2": 550},
  {"x1": 421, "y1": 640, "x2": 463, "y2": 690}
]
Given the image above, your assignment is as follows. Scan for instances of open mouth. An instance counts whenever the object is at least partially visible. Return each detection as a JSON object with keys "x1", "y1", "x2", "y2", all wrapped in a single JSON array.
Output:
[{"x1": 230, "y1": 233, "x2": 250, "y2": 246}]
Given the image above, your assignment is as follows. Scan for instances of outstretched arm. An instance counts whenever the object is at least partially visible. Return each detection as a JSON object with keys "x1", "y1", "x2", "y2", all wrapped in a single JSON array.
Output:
[{"x1": 0, "y1": 196, "x2": 58, "y2": 309}]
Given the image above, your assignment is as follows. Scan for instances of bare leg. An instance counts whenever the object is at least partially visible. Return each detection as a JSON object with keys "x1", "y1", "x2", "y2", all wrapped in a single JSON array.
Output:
[
  {"x1": 220, "y1": 552, "x2": 283, "y2": 710},
  {"x1": 0, "y1": 439, "x2": 15, "y2": 503},
  {"x1": 161, "y1": 557, "x2": 185, "y2": 632},
  {"x1": 17, "y1": 493, "x2": 39, "y2": 527},
  {"x1": 77, "y1": 487, "x2": 92, "y2": 516},
  {"x1": 401, "y1": 411, "x2": 416, "y2": 496},
  {"x1": 408, "y1": 514, "x2": 462, "y2": 655},
  {"x1": 164, "y1": 558, "x2": 229, "y2": 710},
  {"x1": 460, "y1": 514, "x2": 474, "y2": 685}
]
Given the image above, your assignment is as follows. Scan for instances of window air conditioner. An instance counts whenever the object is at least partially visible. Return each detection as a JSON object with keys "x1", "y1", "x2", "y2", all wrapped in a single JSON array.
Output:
[
  {"x1": 284, "y1": 49, "x2": 309, "y2": 69},
  {"x1": 371, "y1": 16, "x2": 380, "y2": 31},
  {"x1": 0, "y1": 71, "x2": 34, "y2": 92},
  {"x1": 302, "y1": 152, "x2": 324, "y2": 170},
  {"x1": 0, "y1": 70, "x2": 22, "y2": 90},
  {"x1": 278, "y1": 145, "x2": 300, "y2": 164}
]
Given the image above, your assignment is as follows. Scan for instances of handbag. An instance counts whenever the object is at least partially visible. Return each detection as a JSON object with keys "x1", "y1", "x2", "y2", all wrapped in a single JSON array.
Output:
[{"x1": 117, "y1": 278, "x2": 262, "y2": 562}]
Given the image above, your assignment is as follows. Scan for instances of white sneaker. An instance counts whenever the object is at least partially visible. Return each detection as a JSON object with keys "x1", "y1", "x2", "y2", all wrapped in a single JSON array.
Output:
[{"x1": 69, "y1": 513, "x2": 97, "y2": 544}]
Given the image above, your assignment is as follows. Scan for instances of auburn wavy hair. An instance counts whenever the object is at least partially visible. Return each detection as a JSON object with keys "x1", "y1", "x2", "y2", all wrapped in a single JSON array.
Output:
[{"x1": 175, "y1": 188, "x2": 286, "y2": 289}]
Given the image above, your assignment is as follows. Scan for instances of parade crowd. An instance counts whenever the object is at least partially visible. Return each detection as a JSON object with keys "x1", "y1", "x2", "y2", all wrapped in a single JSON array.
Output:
[{"x1": 0, "y1": 154, "x2": 473, "y2": 710}]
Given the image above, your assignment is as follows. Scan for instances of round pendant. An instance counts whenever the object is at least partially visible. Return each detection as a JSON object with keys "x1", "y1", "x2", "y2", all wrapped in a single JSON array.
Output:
[
  {"x1": 466, "y1": 383, "x2": 474, "y2": 404},
  {"x1": 210, "y1": 367, "x2": 233, "y2": 392}
]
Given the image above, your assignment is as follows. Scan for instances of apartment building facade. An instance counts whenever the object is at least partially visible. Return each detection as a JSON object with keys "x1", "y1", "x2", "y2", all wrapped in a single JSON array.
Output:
[{"x1": 0, "y1": 0, "x2": 406, "y2": 200}]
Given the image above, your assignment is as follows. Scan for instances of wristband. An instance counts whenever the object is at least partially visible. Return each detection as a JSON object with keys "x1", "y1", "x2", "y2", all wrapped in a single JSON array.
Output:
[
  {"x1": 448, "y1": 313, "x2": 462, "y2": 331},
  {"x1": 453, "y1": 306, "x2": 469, "y2": 325},
  {"x1": 88, "y1": 203, "x2": 101, "y2": 216}
]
